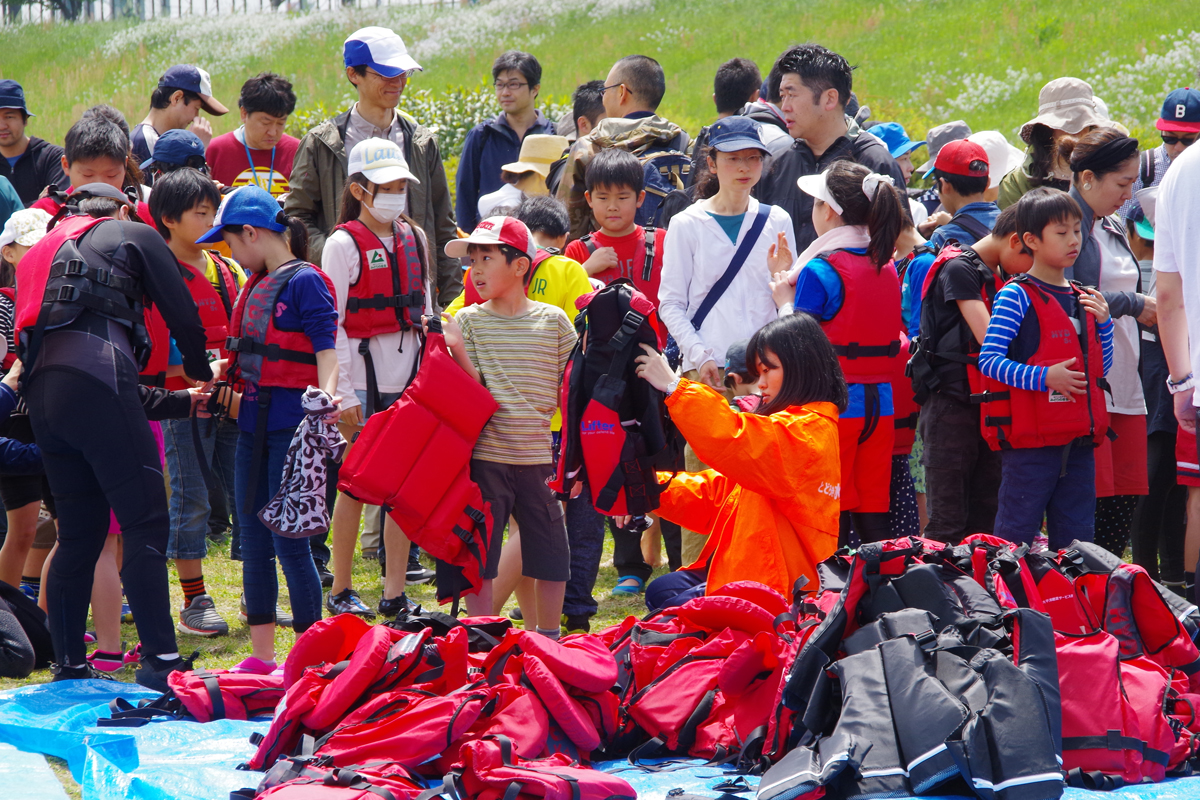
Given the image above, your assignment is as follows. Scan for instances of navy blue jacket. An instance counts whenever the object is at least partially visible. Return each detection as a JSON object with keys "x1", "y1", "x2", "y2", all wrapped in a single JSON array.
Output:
[{"x1": 455, "y1": 111, "x2": 557, "y2": 230}]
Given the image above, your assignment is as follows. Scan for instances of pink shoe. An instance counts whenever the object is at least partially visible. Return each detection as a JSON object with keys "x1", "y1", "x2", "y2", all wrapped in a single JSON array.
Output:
[
  {"x1": 87, "y1": 650, "x2": 127, "y2": 673},
  {"x1": 123, "y1": 643, "x2": 142, "y2": 666},
  {"x1": 230, "y1": 656, "x2": 278, "y2": 675},
  {"x1": 84, "y1": 631, "x2": 97, "y2": 644}
]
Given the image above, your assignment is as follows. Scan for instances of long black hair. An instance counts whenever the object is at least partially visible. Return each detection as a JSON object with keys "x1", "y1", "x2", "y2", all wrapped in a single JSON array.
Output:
[{"x1": 747, "y1": 313, "x2": 848, "y2": 415}]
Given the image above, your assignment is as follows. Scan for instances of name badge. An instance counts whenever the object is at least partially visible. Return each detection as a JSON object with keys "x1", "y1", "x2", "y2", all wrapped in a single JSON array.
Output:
[
  {"x1": 1142, "y1": 330, "x2": 1158, "y2": 342},
  {"x1": 1048, "y1": 389, "x2": 1071, "y2": 404},
  {"x1": 366, "y1": 249, "x2": 388, "y2": 270}
]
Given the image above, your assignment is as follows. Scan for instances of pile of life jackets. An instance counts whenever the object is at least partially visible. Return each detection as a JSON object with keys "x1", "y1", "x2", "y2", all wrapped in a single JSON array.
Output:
[
  {"x1": 102, "y1": 538, "x2": 1200, "y2": 800},
  {"x1": 760, "y1": 535, "x2": 1200, "y2": 800}
]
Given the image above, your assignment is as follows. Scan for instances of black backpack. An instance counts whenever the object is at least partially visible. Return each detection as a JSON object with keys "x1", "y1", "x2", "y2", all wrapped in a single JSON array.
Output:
[
  {"x1": 552, "y1": 280, "x2": 682, "y2": 515},
  {"x1": 636, "y1": 133, "x2": 693, "y2": 227}
]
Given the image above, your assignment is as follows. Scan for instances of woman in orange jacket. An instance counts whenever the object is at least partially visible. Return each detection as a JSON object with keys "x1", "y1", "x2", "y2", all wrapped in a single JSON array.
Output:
[{"x1": 624, "y1": 313, "x2": 845, "y2": 610}]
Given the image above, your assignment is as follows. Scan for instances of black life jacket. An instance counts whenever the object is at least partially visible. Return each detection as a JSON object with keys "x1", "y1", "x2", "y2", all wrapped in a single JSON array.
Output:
[{"x1": 550, "y1": 279, "x2": 682, "y2": 516}]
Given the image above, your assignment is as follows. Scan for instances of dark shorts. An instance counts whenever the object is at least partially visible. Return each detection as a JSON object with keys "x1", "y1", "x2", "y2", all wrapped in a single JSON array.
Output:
[
  {"x1": 0, "y1": 414, "x2": 54, "y2": 516},
  {"x1": 470, "y1": 459, "x2": 570, "y2": 582}
]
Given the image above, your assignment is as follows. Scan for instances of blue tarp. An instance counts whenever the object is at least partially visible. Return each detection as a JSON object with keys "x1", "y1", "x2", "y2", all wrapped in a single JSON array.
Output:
[{"x1": 6, "y1": 680, "x2": 1200, "y2": 800}]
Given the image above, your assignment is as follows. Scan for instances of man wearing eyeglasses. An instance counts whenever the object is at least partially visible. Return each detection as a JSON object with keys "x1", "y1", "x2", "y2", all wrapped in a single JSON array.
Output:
[
  {"x1": 455, "y1": 51, "x2": 557, "y2": 232},
  {"x1": 1120, "y1": 87, "x2": 1200, "y2": 222},
  {"x1": 286, "y1": 26, "x2": 460, "y2": 308}
]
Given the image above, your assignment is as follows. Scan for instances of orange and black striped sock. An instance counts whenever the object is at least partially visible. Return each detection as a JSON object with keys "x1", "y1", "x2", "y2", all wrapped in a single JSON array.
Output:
[{"x1": 180, "y1": 576, "x2": 206, "y2": 605}]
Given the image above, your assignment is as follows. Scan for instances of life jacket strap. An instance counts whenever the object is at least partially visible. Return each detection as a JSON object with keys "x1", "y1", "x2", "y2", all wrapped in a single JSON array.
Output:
[
  {"x1": 346, "y1": 290, "x2": 425, "y2": 312},
  {"x1": 832, "y1": 340, "x2": 902, "y2": 359},
  {"x1": 50, "y1": 258, "x2": 141, "y2": 296},
  {"x1": 225, "y1": 336, "x2": 318, "y2": 365}
]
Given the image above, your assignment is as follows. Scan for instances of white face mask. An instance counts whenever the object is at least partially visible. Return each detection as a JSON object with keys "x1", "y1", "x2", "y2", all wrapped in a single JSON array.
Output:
[{"x1": 366, "y1": 191, "x2": 407, "y2": 224}]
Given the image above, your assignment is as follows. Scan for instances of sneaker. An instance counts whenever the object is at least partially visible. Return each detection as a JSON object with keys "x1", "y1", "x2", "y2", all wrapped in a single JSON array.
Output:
[
  {"x1": 135, "y1": 650, "x2": 198, "y2": 693},
  {"x1": 406, "y1": 562, "x2": 435, "y2": 585},
  {"x1": 124, "y1": 643, "x2": 142, "y2": 666},
  {"x1": 178, "y1": 594, "x2": 229, "y2": 637},
  {"x1": 378, "y1": 593, "x2": 419, "y2": 619},
  {"x1": 230, "y1": 656, "x2": 278, "y2": 675},
  {"x1": 508, "y1": 606, "x2": 523, "y2": 622},
  {"x1": 19, "y1": 582, "x2": 37, "y2": 602},
  {"x1": 611, "y1": 576, "x2": 646, "y2": 596},
  {"x1": 326, "y1": 588, "x2": 376, "y2": 620},
  {"x1": 361, "y1": 547, "x2": 378, "y2": 561},
  {"x1": 238, "y1": 595, "x2": 294, "y2": 628},
  {"x1": 83, "y1": 631, "x2": 97, "y2": 644},
  {"x1": 86, "y1": 649, "x2": 128, "y2": 673},
  {"x1": 121, "y1": 602, "x2": 134, "y2": 624},
  {"x1": 318, "y1": 566, "x2": 335, "y2": 588},
  {"x1": 563, "y1": 614, "x2": 592, "y2": 635},
  {"x1": 52, "y1": 662, "x2": 117, "y2": 681}
]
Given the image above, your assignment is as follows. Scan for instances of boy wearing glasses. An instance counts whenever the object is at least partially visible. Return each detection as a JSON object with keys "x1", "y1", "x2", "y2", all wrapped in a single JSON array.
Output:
[
  {"x1": 1120, "y1": 87, "x2": 1200, "y2": 221},
  {"x1": 285, "y1": 26, "x2": 460, "y2": 308},
  {"x1": 455, "y1": 51, "x2": 557, "y2": 231}
]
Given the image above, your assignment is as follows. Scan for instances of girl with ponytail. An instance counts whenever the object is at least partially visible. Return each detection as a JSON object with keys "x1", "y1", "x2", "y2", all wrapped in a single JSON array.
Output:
[
  {"x1": 197, "y1": 185, "x2": 341, "y2": 673},
  {"x1": 770, "y1": 159, "x2": 905, "y2": 544}
]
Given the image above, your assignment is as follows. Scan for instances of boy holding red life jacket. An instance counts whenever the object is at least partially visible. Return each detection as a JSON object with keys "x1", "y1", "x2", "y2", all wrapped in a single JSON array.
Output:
[
  {"x1": 977, "y1": 188, "x2": 1113, "y2": 548},
  {"x1": 911, "y1": 205, "x2": 1031, "y2": 543},
  {"x1": 148, "y1": 168, "x2": 246, "y2": 638},
  {"x1": 562, "y1": 148, "x2": 667, "y2": 342},
  {"x1": 323, "y1": 138, "x2": 432, "y2": 621},
  {"x1": 437, "y1": 216, "x2": 576, "y2": 638}
]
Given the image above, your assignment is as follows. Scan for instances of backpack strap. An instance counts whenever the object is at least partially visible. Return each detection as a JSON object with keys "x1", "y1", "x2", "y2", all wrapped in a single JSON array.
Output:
[
  {"x1": 581, "y1": 233, "x2": 598, "y2": 257},
  {"x1": 946, "y1": 212, "x2": 992, "y2": 242},
  {"x1": 689, "y1": 204, "x2": 770, "y2": 331},
  {"x1": 1141, "y1": 149, "x2": 1156, "y2": 187},
  {"x1": 641, "y1": 226, "x2": 657, "y2": 281}
]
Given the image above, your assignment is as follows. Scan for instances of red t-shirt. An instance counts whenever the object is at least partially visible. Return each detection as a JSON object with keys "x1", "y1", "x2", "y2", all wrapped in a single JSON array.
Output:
[
  {"x1": 206, "y1": 131, "x2": 300, "y2": 198},
  {"x1": 564, "y1": 225, "x2": 666, "y2": 303}
]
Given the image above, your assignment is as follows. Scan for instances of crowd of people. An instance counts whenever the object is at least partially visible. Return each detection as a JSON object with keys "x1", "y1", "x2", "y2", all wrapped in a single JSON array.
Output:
[{"x1": 0, "y1": 24, "x2": 1199, "y2": 690}]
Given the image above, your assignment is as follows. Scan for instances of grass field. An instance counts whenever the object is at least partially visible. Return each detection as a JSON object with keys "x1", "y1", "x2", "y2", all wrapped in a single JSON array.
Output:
[{"x1": 0, "y1": 0, "x2": 1197, "y2": 154}]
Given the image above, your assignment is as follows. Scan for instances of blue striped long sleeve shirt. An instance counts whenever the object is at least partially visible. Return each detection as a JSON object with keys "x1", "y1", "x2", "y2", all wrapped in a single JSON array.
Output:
[{"x1": 978, "y1": 281, "x2": 1114, "y2": 392}]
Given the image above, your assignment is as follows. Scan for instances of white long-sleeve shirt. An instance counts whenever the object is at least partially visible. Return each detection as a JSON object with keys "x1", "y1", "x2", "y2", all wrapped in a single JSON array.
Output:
[
  {"x1": 658, "y1": 197, "x2": 793, "y2": 372},
  {"x1": 322, "y1": 226, "x2": 433, "y2": 412}
]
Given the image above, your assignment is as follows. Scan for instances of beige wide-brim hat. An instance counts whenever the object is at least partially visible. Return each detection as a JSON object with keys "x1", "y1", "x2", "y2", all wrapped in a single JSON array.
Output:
[
  {"x1": 1019, "y1": 77, "x2": 1107, "y2": 144},
  {"x1": 502, "y1": 134, "x2": 570, "y2": 178}
]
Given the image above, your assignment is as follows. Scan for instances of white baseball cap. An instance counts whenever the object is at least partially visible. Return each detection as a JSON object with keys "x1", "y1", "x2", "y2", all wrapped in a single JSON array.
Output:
[
  {"x1": 0, "y1": 208, "x2": 52, "y2": 249},
  {"x1": 966, "y1": 131, "x2": 1026, "y2": 190},
  {"x1": 348, "y1": 138, "x2": 420, "y2": 185},
  {"x1": 343, "y1": 27, "x2": 422, "y2": 79},
  {"x1": 445, "y1": 216, "x2": 535, "y2": 262},
  {"x1": 797, "y1": 170, "x2": 843, "y2": 215}
]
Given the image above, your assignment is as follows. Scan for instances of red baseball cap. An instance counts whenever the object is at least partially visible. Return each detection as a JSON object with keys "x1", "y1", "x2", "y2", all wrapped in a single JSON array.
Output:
[
  {"x1": 445, "y1": 216, "x2": 536, "y2": 262},
  {"x1": 932, "y1": 139, "x2": 990, "y2": 178}
]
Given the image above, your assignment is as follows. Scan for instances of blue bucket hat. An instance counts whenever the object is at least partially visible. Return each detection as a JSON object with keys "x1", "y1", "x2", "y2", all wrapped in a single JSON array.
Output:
[
  {"x1": 871, "y1": 122, "x2": 925, "y2": 159},
  {"x1": 707, "y1": 116, "x2": 768, "y2": 154},
  {"x1": 0, "y1": 80, "x2": 32, "y2": 116},
  {"x1": 140, "y1": 128, "x2": 206, "y2": 169},
  {"x1": 196, "y1": 186, "x2": 285, "y2": 244}
]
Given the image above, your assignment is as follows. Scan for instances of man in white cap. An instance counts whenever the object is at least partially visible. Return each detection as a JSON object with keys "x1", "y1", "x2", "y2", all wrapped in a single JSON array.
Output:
[{"x1": 286, "y1": 26, "x2": 459, "y2": 307}]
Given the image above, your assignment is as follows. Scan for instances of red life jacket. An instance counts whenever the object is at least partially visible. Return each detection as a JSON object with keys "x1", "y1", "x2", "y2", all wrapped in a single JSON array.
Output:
[
  {"x1": 164, "y1": 253, "x2": 240, "y2": 391},
  {"x1": 818, "y1": 249, "x2": 902, "y2": 384},
  {"x1": 975, "y1": 277, "x2": 1110, "y2": 450},
  {"x1": 334, "y1": 219, "x2": 426, "y2": 338},
  {"x1": 453, "y1": 736, "x2": 637, "y2": 800},
  {"x1": 226, "y1": 261, "x2": 336, "y2": 389},
  {"x1": 890, "y1": 331, "x2": 919, "y2": 454},
  {"x1": 461, "y1": 248, "x2": 555, "y2": 307},
  {"x1": 0, "y1": 287, "x2": 15, "y2": 370},
  {"x1": 337, "y1": 322, "x2": 498, "y2": 599},
  {"x1": 138, "y1": 305, "x2": 170, "y2": 388}
]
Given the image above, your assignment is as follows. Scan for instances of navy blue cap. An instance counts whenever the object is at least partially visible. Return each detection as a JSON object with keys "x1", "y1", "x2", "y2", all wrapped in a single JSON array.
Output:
[
  {"x1": 707, "y1": 116, "x2": 768, "y2": 153},
  {"x1": 1158, "y1": 87, "x2": 1200, "y2": 133},
  {"x1": 158, "y1": 65, "x2": 229, "y2": 115},
  {"x1": 871, "y1": 122, "x2": 925, "y2": 159},
  {"x1": 724, "y1": 338, "x2": 752, "y2": 376},
  {"x1": 139, "y1": 128, "x2": 206, "y2": 169},
  {"x1": 196, "y1": 186, "x2": 286, "y2": 244},
  {"x1": 0, "y1": 80, "x2": 32, "y2": 116}
]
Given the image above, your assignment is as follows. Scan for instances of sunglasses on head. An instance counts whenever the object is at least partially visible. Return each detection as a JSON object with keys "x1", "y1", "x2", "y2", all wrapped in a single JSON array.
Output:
[{"x1": 1161, "y1": 133, "x2": 1198, "y2": 146}]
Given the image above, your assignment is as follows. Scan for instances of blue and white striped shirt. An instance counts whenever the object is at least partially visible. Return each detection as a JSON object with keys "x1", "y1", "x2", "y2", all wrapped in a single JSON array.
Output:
[{"x1": 978, "y1": 279, "x2": 1114, "y2": 392}]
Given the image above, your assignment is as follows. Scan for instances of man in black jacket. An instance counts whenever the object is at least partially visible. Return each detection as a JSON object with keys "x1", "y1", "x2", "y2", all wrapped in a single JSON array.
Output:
[
  {"x1": 756, "y1": 45, "x2": 906, "y2": 252},
  {"x1": 0, "y1": 80, "x2": 66, "y2": 207}
]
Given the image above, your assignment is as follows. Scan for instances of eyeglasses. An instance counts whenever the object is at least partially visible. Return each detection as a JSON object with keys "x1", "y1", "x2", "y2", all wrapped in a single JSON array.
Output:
[
  {"x1": 493, "y1": 80, "x2": 529, "y2": 92},
  {"x1": 600, "y1": 82, "x2": 624, "y2": 95},
  {"x1": 1161, "y1": 133, "x2": 1198, "y2": 146}
]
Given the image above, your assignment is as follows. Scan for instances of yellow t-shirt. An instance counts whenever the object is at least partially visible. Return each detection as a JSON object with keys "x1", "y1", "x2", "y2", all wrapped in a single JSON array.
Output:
[{"x1": 445, "y1": 251, "x2": 591, "y2": 432}]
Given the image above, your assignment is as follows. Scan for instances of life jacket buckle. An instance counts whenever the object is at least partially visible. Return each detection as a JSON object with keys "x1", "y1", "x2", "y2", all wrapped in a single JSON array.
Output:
[
  {"x1": 914, "y1": 629, "x2": 938, "y2": 650},
  {"x1": 62, "y1": 258, "x2": 85, "y2": 276},
  {"x1": 55, "y1": 285, "x2": 80, "y2": 302}
]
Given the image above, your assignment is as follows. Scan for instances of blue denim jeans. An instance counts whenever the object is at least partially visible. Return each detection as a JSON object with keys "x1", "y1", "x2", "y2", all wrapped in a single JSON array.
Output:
[
  {"x1": 235, "y1": 428, "x2": 323, "y2": 630},
  {"x1": 162, "y1": 416, "x2": 239, "y2": 560}
]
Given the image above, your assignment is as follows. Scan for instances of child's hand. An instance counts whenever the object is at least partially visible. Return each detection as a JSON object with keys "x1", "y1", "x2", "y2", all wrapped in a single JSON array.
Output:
[
  {"x1": 770, "y1": 271, "x2": 794, "y2": 309},
  {"x1": 766, "y1": 232, "x2": 793, "y2": 274},
  {"x1": 1, "y1": 359, "x2": 21, "y2": 393},
  {"x1": 1045, "y1": 357, "x2": 1086, "y2": 399},
  {"x1": 1137, "y1": 294, "x2": 1157, "y2": 327},
  {"x1": 1080, "y1": 287, "x2": 1110, "y2": 324},
  {"x1": 583, "y1": 246, "x2": 619, "y2": 277},
  {"x1": 436, "y1": 312, "x2": 464, "y2": 350},
  {"x1": 634, "y1": 343, "x2": 677, "y2": 393},
  {"x1": 188, "y1": 387, "x2": 213, "y2": 418},
  {"x1": 322, "y1": 396, "x2": 343, "y2": 425}
]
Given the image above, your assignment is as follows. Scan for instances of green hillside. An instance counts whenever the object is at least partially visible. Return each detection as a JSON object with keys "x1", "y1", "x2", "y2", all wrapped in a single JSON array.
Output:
[{"x1": 0, "y1": 0, "x2": 1197, "y2": 155}]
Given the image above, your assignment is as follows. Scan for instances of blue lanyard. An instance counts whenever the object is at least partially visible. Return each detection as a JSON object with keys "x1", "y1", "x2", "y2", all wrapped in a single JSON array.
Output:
[{"x1": 241, "y1": 129, "x2": 276, "y2": 194}]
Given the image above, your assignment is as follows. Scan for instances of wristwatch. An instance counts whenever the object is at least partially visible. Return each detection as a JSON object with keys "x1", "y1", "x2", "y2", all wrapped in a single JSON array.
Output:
[{"x1": 1167, "y1": 373, "x2": 1196, "y2": 395}]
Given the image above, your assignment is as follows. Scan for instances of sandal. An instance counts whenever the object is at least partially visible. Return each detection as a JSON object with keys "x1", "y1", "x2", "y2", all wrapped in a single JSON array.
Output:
[{"x1": 611, "y1": 576, "x2": 645, "y2": 596}]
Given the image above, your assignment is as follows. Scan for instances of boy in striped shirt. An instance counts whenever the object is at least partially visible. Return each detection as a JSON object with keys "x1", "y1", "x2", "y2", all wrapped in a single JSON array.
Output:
[
  {"x1": 439, "y1": 216, "x2": 576, "y2": 637},
  {"x1": 977, "y1": 188, "x2": 1113, "y2": 548}
]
